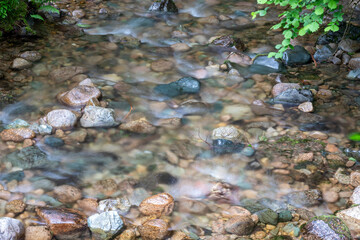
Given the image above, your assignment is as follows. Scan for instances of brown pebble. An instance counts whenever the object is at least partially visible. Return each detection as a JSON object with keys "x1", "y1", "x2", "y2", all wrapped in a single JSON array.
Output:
[
  {"x1": 139, "y1": 193, "x2": 174, "y2": 217},
  {"x1": 25, "y1": 226, "x2": 52, "y2": 240},
  {"x1": 346, "y1": 161, "x2": 356, "y2": 168},
  {"x1": 150, "y1": 59, "x2": 174, "y2": 72},
  {"x1": 6, "y1": 199, "x2": 26, "y2": 213},
  {"x1": 0, "y1": 128, "x2": 35, "y2": 142},
  {"x1": 323, "y1": 190, "x2": 339, "y2": 203},
  {"x1": 53, "y1": 185, "x2": 82, "y2": 203},
  {"x1": 138, "y1": 219, "x2": 169, "y2": 240},
  {"x1": 77, "y1": 198, "x2": 98, "y2": 215},
  {"x1": 350, "y1": 171, "x2": 360, "y2": 187},
  {"x1": 224, "y1": 216, "x2": 255, "y2": 235}
]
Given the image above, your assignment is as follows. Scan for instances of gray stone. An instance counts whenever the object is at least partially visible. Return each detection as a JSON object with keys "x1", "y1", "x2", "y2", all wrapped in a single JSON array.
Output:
[
  {"x1": 256, "y1": 208, "x2": 278, "y2": 225},
  {"x1": 149, "y1": 0, "x2": 178, "y2": 13},
  {"x1": 350, "y1": 186, "x2": 360, "y2": 204},
  {"x1": 283, "y1": 45, "x2": 311, "y2": 66},
  {"x1": 224, "y1": 216, "x2": 255, "y2": 235},
  {"x1": 30, "y1": 123, "x2": 53, "y2": 135},
  {"x1": 251, "y1": 55, "x2": 286, "y2": 73},
  {"x1": 154, "y1": 77, "x2": 201, "y2": 98},
  {"x1": 212, "y1": 125, "x2": 241, "y2": 142},
  {"x1": 347, "y1": 68, "x2": 360, "y2": 80},
  {"x1": 338, "y1": 39, "x2": 360, "y2": 53},
  {"x1": 349, "y1": 57, "x2": 360, "y2": 69},
  {"x1": 87, "y1": 211, "x2": 124, "y2": 240},
  {"x1": 0, "y1": 217, "x2": 25, "y2": 240},
  {"x1": 49, "y1": 66, "x2": 87, "y2": 82},
  {"x1": 273, "y1": 88, "x2": 313, "y2": 105},
  {"x1": 285, "y1": 189, "x2": 321, "y2": 207},
  {"x1": 3, "y1": 146, "x2": 50, "y2": 169},
  {"x1": 80, "y1": 106, "x2": 118, "y2": 128},
  {"x1": 128, "y1": 188, "x2": 150, "y2": 206},
  {"x1": 97, "y1": 198, "x2": 131, "y2": 215},
  {"x1": 11, "y1": 58, "x2": 32, "y2": 70},
  {"x1": 5, "y1": 119, "x2": 30, "y2": 129},
  {"x1": 19, "y1": 51, "x2": 42, "y2": 62},
  {"x1": 44, "y1": 136, "x2": 65, "y2": 148},
  {"x1": 337, "y1": 206, "x2": 360, "y2": 237},
  {"x1": 314, "y1": 45, "x2": 336, "y2": 62},
  {"x1": 45, "y1": 109, "x2": 77, "y2": 130}
]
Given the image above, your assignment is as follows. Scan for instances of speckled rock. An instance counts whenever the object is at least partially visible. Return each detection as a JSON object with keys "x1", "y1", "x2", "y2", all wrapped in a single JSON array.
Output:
[
  {"x1": 11, "y1": 58, "x2": 32, "y2": 70},
  {"x1": 80, "y1": 106, "x2": 118, "y2": 128},
  {"x1": 3, "y1": 146, "x2": 50, "y2": 169},
  {"x1": 271, "y1": 83, "x2": 301, "y2": 97},
  {"x1": 212, "y1": 125, "x2": 241, "y2": 142},
  {"x1": 19, "y1": 51, "x2": 42, "y2": 62},
  {"x1": 58, "y1": 85, "x2": 101, "y2": 107},
  {"x1": 5, "y1": 199, "x2": 26, "y2": 213},
  {"x1": 138, "y1": 219, "x2": 169, "y2": 240},
  {"x1": 337, "y1": 206, "x2": 360, "y2": 237},
  {"x1": 150, "y1": 59, "x2": 174, "y2": 72},
  {"x1": 49, "y1": 66, "x2": 87, "y2": 82},
  {"x1": 87, "y1": 211, "x2": 124, "y2": 239},
  {"x1": 224, "y1": 216, "x2": 255, "y2": 235},
  {"x1": 139, "y1": 193, "x2": 174, "y2": 217},
  {"x1": 25, "y1": 226, "x2": 52, "y2": 240},
  {"x1": 285, "y1": 189, "x2": 322, "y2": 207},
  {"x1": 0, "y1": 128, "x2": 35, "y2": 142},
  {"x1": 120, "y1": 118, "x2": 156, "y2": 134},
  {"x1": 0, "y1": 217, "x2": 25, "y2": 240},
  {"x1": 97, "y1": 198, "x2": 131, "y2": 215},
  {"x1": 5, "y1": 119, "x2": 30, "y2": 129},
  {"x1": 45, "y1": 109, "x2": 77, "y2": 130},
  {"x1": 298, "y1": 102, "x2": 314, "y2": 112},
  {"x1": 54, "y1": 185, "x2": 82, "y2": 203}
]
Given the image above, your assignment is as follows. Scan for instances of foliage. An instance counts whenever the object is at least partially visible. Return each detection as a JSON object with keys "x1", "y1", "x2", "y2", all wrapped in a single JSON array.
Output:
[
  {"x1": 349, "y1": 132, "x2": 360, "y2": 141},
  {"x1": 252, "y1": 0, "x2": 344, "y2": 58},
  {"x1": 0, "y1": 0, "x2": 57, "y2": 34}
]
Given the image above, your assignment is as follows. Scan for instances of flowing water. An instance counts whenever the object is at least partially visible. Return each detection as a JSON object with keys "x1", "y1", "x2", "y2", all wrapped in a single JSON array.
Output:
[{"x1": 1, "y1": 0, "x2": 360, "y2": 239}]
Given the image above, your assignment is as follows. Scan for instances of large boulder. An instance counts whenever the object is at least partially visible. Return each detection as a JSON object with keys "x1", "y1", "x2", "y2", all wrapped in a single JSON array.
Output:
[{"x1": 149, "y1": 0, "x2": 178, "y2": 13}]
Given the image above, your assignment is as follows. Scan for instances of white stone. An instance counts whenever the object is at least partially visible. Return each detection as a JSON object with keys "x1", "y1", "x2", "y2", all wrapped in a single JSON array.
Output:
[
  {"x1": 350, "y1": 186, "x2": 360, "y2": 204},
  {"x1": 337, "y1": 206, "x2": 360, "y2": 237},
  {"x1": 88, "y1": 211, "x2": 123, "y2": 238},
  {"x1": 298, "y1": 102, "x2": 313, "y2": 112},
  {"x1": 11, "y1": 58, "x2": 32, "y2": 70},
  {"x1": 45, "y1": 109, "x2": 77, "y2": 129},
  {"x1": 80, "y1": 106, "x2": 118, "y2": 128},
  {"x1": 0, "y1": 217, "x2": 25, "y2": 240},
  {"x1": 212, "y1": 125, "x2": 241, "y2": 142}
]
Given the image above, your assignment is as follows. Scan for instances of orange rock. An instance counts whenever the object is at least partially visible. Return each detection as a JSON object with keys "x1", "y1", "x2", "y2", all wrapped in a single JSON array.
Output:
[
  {"x1": 325, "y1": 144, "x2": 340, "y2": 153},
  {"x1": 0, "y1": 128, "x2": 35, "y2": 142},
  {"x1": 138, "y1": 219, "x2": 169, "y2": 240},
  {"x1": 139, "y1": 193, "x2": 174, "y2": 217}
]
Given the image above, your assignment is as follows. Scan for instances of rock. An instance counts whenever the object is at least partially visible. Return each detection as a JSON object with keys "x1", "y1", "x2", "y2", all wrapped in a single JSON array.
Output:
[
  {"x1": 97, "y1": 198, "x2": 131, "y2": 215},
  {"x1": 128, "y1": 188, "x2": 150, "y2": 206},
  {"x1": 347, "y1": 68, "x2": 360, "y2": 80},
  {"x1": 138, "y1": 219, "x2": 169, "y2": 240},
  {"x1": 5, "y1": 199, "x2": 26, "y2": 213},
  {"x1": 335, "y1": 168, "x2": 351, "y2": 185},
  {"x1": 116, "y1": 36, "x2": 141, "y2": 48},
  {"x1": 323, "y1": 190, "x2": 339, "y2": 203},
  {"x1": 278, "y1": 210, "x2": 293, "y2": 222},
  {"x1": 212, "y1": 139, "x2": 244, "y2": 155},
  {"x1": 80, "y1": 106, "x2": 118, "y2": 128},
  {"x1": 212, "y1": 125, "x2": 241, "y2": 142},
  {"x1": 338, "y1": 39, "x2": 360, "y2": 53},
  {"x1": 283, "y1": 46, "x2": 311, "y2": 66},
  {"x1": 303, "y1": 215, "x2": 352, "y2": 240},
  {"x1": 149, "y1": 0, "x2": 178, "y2": 13},
  {"x1": 72, "y1": 9, "x2": 85, "y2": 19},
  {"x1": 178, "y1": 199, "x2": 208, "y2": 214},
  {"x1": 36, "y1": 207, "x2": 87, "y2": 238},
  {"x1": 241, "y1": 147, "x2": 255, "y2": 157},
  {"x1": 298, "y1": 102, "x2": 314, "y2": 112},
  {"x1": 5, "y1": 119, "x2": 30, "y2": 129},
  {"x1": 45, "y1": 109, "x2": 77, "y2": 130},
  {"x1": 272, "y1": 88, "x2": 313, "y2": 105},
  {"x1": 11, "y1": 58, "x2": 32, "y2": 70},
  {"x1": 285, "y1": 189, "x2": 321, "y2": 207},
  {"x1": 251, "y1": 56, "x2": 286, "y2": 73},
  {"x1": 171, "y1": 43, "x2": 190, "y2": 52},
  {"x1": 49, "y1": 66, "x2": 87, "y2": 82},
  {"x1": 0, "y1": 217, "x2": 25, "y2": 240},
  {"x1": 349, "y1": 57, "x2": 360, "y2": 69},
  {"x1": 58, "y1": 85, "x2": 101, "y2": 107},
  {"x1": 350, "y1": 186, "x2": 360, "y2": 204},
  {"x1": 139, "y1": 193, "x2": 174, "y2": 217},
  {"x1": 224, "y1": 216, "x2": 255, "y2": 235},
  {"x1": 211, "y1": 35, "x2": 245, "y2": 51},
  {"x1": 256, "y1": 208, "x2": 278, "y2": 225},
  {"x1": 25, "y1": 226, "x2": 52, "y2": 240},
  {"x1": 44, "y1": 136, "x2": 65, "y2": 147},
  {"x1": 19, "y1": 51, "x2": 42, "y2": 62},
  {"x1": 54, "y1": 185, "x2": 82, "y2": 203},
  {"x1": 117, "y1": 229, "x2": 136, "y2": 240},
  {"x1": 0, "y1": 128, "x2": 35, "y2": 142},
  {"x1": 87, "y1": 211, "x2": 124, "y2": 239},
  {"x1": 120, "y1": 118, "x2": 156, "y2": 134},
  {"x1": 150, "y1": 59, "x2": 174, "y2": 72},
  {"x1": 227, "y1": 52, "x2": 252, "y2": 66},
  {"x1": 221, "y1": 206, "x2": 251, "y2": 218},
  {"x1": 154, "y1": 77, "x2": 200, "y2": 98},
  {"x1": 337, "y1": 206, "x2": 360, "y2": 237},
  {"x1": 350, "y1": 171, "x2": 360, "y2": 187},
  {"x1": 271, "y1": 83, "x2": 301, "y2": 97},
  {"x1": 3, "y1": 146, "x2": 50, "y2": 169},
  {"x1": 30, "y1": 123, "x2": 53, "y2": 135},
  {"x1": 314, "y1": 45, "x2": 336, "y2": 62}
]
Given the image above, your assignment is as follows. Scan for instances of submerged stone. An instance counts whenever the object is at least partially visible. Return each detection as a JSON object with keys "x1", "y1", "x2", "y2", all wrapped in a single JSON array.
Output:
[
  {"x1": 283, "y1": 46, "x2": 311, "y2": 66},
  {"x1": 88, "y1": 211, "x2": 124, "y2": 239},
  {"x1": 44, "y1": 136, "x2": 65, "y2": 148},
  {"x1": 251, "y1": 55, "x2": 286, "y2": 73},
  {"x1": 149, "y1": 0, "x2": 178, "y2": 13},
  {"x1": 5, "y1": 119, "x2": 30, "y2": 129},
  {"x1": 285, "y1": 189, "x2": 321, "y2": 207},
  {"x1": 314, "y1": 45, "x2": 336, "y2": 62},
  {"x1": 303, "y1": 215, "x2": 352, "y2": 240},
  {"x1": 3, "y1": 146, "x2": 50, "y2": 169},
  {"x1": 256, "y1": 208, "x2": 278, "y2": 225},
  {"x1": 212, "y1": 139, "x2": 244, "y2": 155},
  {"x1": 347, "y1": 68, "x2": 360, "y2": 80},
  {"x1": 272, "y1": 88, "x2": 313, "y2": 105},
  {"x1": 154, "y1": 77, "x2": 200, "y2": 98},
  {"x1": 0, "y1": 217, "x2": 25, "y2": 240},
  {"x1": 80, "y1": 106, "x2": 118, "y2": 128}
]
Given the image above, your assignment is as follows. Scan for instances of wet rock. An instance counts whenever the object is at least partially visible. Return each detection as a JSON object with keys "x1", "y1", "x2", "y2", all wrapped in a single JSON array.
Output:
[
  {"x1": 87, "y1": 211, "x2": 124, "y2": 239},
  {"x1": 0, "y1": 217, "x2": 25, "y2": 240},
  {"x1": 285, "y1": 189, "x2": 321, "y2": 207},
  {"x1": 30, "y1": 123, "x2": 53, "y2": 135},
  {"x1": 72, "y1": 9, "x2": 85, "y2": 19},
  {"x1": 314, "y1": 45, "x2": 336, "y2": 62},
  {"x1": 347, "y1": 68, "x2": 360, "y2": 80},
  {"x1": 350, "y1": 171, "x2": 360, "y2": 187},
  {"x1": 224, "y1": 216, "x2": 255, "y2": 235},
  {"x1": 5, "y1": 199, "x2": 26, "y2": 213},
  {"x1": 58, "y1": 85, "x2": 101, "y2": 107},
  {"x1": 212, "y1": 125, "x2": 241, "y2": 142},
  {"x1": 211, "y1": 35, "x2": 245, "y2": 51},
  {"x1": 36, "y1": 207, "x2": 87, "y2": 238},
  {"x1": 97, "y1": 198, "x2": 131, "y2": 215},
  {"x1": 5, "y1": 119, "x2": 30, "y2": 129},
  {"x1": 150, "y1": 59, "x2": 174, "y2": 72},
  {"x1": 178, "y1": 199, "x2": 208, "y2": 215},
  {"x1": 139, "y1": 193, "x2": 174, "y2": 217},
  {"x1": 154, "y1": 77, "x2": 200, "y2": 98},
  {"x1": 11, "y1": 58, "x2": 32, "y2": 70},
  {"x1": 171, "y1": 43, "x2": 190, "y2": 52},
  {"x1": 283, "y1": 46, "x2": 311, "y2": 66},
  {"x1": 278, "y1": 210, "x2": 293, "y2": 222},
  {"x1": 227, "y1": 52, "x2": 252, "y2": 66},
  {"x1": 0, "y1": 128, "x2": 35, "y2": 142},
  {"x1": 251, "y1": 56, "x2": 286, "y2": 73},
  {"x1": 49, "y1": 66, "x2": 87, "y2": 82},
  {"x1": 115, "y1": 36, "x2": 141, "y2": 48},
  {"x1": 149, "y1": 0, "x2": 178, "y2": 13},
  {"x1": 272, "y1": 88, "x2": 313, "y2": 105},
  {"x1": 350, "y1": 186, "x2": 360, "y2": 204},
  {"x1": 128, "y1": 188, "x2": 150, "y2": 206},
  {"x1": 349, "y1": 57, "x2": 360, "y2": 69},
  {"x1": 80, "y1": 106, "x2": 118, "y2": 128},
  {"x1": 44, "y1": 136, "x2": 64, "y2": 147},
  {"x1": 271, "y1": 83, "x2": 301, "y2": 97},
  {"x1": 45, "y1": 109, "x2": 77, "y2": 130},
  {"x1": 339, "y1": 39, "x2": 360, "y2": 53},
  {"x1": 256, "y1": 208, "x2": 278, "y2": 225},
  {"x1": 19, "y1": 51, "x2": 42, "y2": 62},
  {"x1": 212, "y1": 139, "x2": 244, "y2": 155},
  {"x1": 337, "y1": 206, "x2": 360, "y2": 237},
  {"x1": 3, "y1": 146, "x2": 50, "y2": 169},
  {"x1": 120, "y1": 118, "x2": 156, "y2": 134},
  {"x1": 298, "y1": 102, "x2": 314, "y2": 112},
  {"x1": 303, "y1": 215, "x2": 352, "y2": 240},
  {"x1": 250, "y1": 100, "x2": 283, "y2": 116},
  {"x1": 138, "y1": 219, "x2": 169, "y2": 240},
  {"x1": 25, "y1": 226, "x2": 52, "y2": 240},
  {"x1": 54, "y1": 185, "x2": 82, "y2": 203}
]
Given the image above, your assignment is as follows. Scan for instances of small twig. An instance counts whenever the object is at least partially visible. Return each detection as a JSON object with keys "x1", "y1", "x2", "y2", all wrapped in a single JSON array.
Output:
[
  {"x1": 197, "y1": 129, "x2": 212, "y2": 148},
  {"x1": 123, "y1": 104, "x2": 133, "y2": 121},
  {"x1": 311, "y1": 53, "x2": 318, "y2": 68}
]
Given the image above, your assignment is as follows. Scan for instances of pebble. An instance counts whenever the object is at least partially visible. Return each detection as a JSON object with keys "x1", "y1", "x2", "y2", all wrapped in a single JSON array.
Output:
[
  {"x1": 350, "y1": 171, "x2": 360, "y2": 187},
  {"x1": 87, "y1": 211, "x2": 124, "y2": 239},
  {"x1": 138, "y1": 219, "x2": 169, "y2": 240},
  {"x1": 139, "y1": 193, "x2": 174, "y2": 217},
  {"x1": 212, "y1": 125, "x2": 241, "y2": 142},
  {"x1": 45, "y1": 109, "x2": 77, "y2": 130},
  {"x1": 224, "y1": 216, "x2": 255, "y2": 235},
  {"x1": 19, "y1": 51, "x2": 42, "y2": 62},
  {"x1": 171, "y1": 43, "x2": 190, "y2": 52},
  {"x1": 0, "y1": 217, "x2": 25, "y2": 240},
  {"x1": 150, "y1": 59, "x2": 174, "y2": 72},
  {"x1": 120, "y1": 118, "x2": 156, "y2": 134},
  {"x1": 308, "y1": 131, "x2": 328, "y2": 140},
  {"x1": 72, "y1": 9, "x2": 85, "y2": 19},
  {"x1": 77, "y1": 198, "x2": 98, "y2": 215},
  {"x1": 271, "y1": 83, "x2": 300, "y2": 97},
  {"x1": 49, "y1": 66, "x2": 87, "y2": 82},
  {"x1": 298, "y1": 102, "x2": 313, "y2": 112},
  {"x1": 350, "y1": 186, "x2": 360, "y2": 204},
  {"x1": 0, "y1": 128, "x2": 35, "y2": 142},
  {"x1": 5, "y1": 200, "x2": 26, "y2": 214},
  {"x1": 58, "y1": 85, "x2": 101, "y2": 107},
  {"x1": 294, "y1": 152, "x2": 314, "y2": 163},
  {"x1": 221, "y1": 206, "x2": 251, "y2": 218},
  {"x1": 25, "y1": 226, "x2": 52, "y2": 240},
  {"x1": 53, "y1": 185, "x2": 82, "y2": 203},
  {"x1": 80, "y1": 106, "x2": 118, "y2": 128},
  {"x1": 11, "y1": 58, "x2": 32, "y2": 70}
]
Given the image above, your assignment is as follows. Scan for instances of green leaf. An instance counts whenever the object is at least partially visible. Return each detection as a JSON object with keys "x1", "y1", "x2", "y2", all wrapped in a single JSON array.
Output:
[
  {"x1": 39, "y1": 5, "x2": 60, "y2": 14},
  {"x1": 76, "y1": 23, "x2": 91, "y2": 28},
  {"x1": 349, "y1": 132, "x2": 360, "y2": 141},
  {"x1": 271, "y1": 23, "x2": 282, "y2": 29},
  {"x1": 324, "y1": 26, "x2": 331, "y2": 32},
  {"x1": 275, "y1": 44, "x2": 283, "y2": 49},
  {"x1": 299, "y1": 27, "x2": 308, "y2": 36},
  {"x1": 258, "y1": 0, "x2": 267, "y2": 4},
  {"x1": 292, "y1": 19, "x2": 299, "y2": 28},
  {"x1": 315, "y1": 6, "x2": 324, "y2": 15},
  {"x1": 349, "y1": 157, "x2": 357, "y2": 162},
  {"x1": 268, "y1": 52, "x2": 277, "y2": 58},
  {"x1": 282, "y1": 38, "x2": 290, "y2": 46},
  {"x1": 330, "y1": 25, "x2": 339, "y2": 31},
  {"x1": 308, "y1": 22, "x2": 319, "y2": 32},
  {"x1": 284, "y1": 30, "x2": 293, "y2": 39},
  {"x1": 30, "y1": 14, "x2": 44, "y2": 21},
  {"x1": 328, "y1": 0, "x2": 337, "y2": 9}
]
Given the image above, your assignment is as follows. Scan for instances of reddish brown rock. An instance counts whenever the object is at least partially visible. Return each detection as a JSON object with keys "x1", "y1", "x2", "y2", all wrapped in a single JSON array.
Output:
[
  {"x1": 0, "y1": 128, "x2": 35, "y2": 142},
  {"x1": 139, "y1": 193, "x2": 174, "y2": 217},
  {"x1": 36, "y1": 207, "x2": 87, "y2": 237},
  {"x1": 53, "y1": 185, "x2": 82, "y2": 203},
  {"x1": 57, "y1": 85, "x2": 101, "y2": 107},
  {"x1": 120, "y1": 118, "x2": 156, "y2": 134},
  {"x1": 138, "y1": 219, "x2": 169, "y2": 240},
  {"x1": 25, "y1": 226, "x2": 52, "y2": 240}
]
